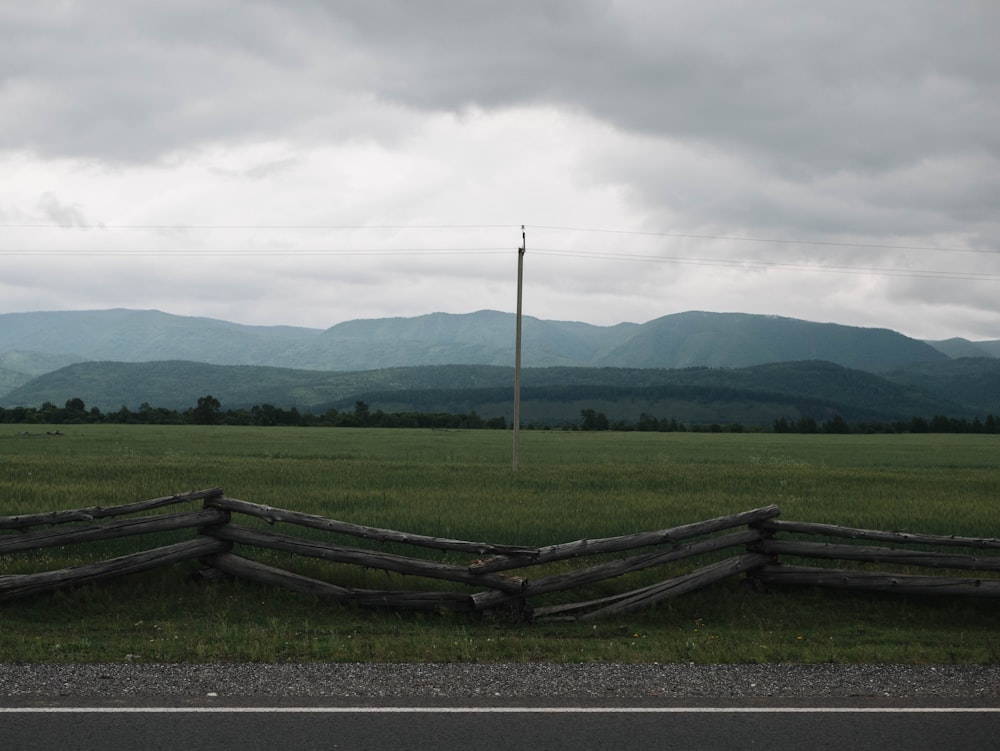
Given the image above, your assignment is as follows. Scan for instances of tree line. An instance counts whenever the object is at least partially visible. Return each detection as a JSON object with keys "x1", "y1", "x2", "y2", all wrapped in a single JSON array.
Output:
[
  {"x1": 0, "y1": 396, "x2": 506, "y2": 430},
  {"x1": 584, "y1": 410, "x2": 1000, "y2": 434},
  {"x1": 771, "y1": 413, "x2": 1000, "y2": 435},
  {"x1": 1, "y1": 397, "x2": 997, "y2": 434}
]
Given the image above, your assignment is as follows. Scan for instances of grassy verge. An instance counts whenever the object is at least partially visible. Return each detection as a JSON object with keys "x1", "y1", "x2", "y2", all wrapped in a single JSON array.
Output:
[{"x1": 2, "y1": 425, "x2": 999, "y2": 664}]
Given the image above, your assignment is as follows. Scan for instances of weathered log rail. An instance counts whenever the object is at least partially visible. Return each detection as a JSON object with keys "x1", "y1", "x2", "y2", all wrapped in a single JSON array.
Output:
[
  {"x1": 0, "y1": 489, "x2": 229, "y2": 603},
  {"x1": 749, "y1": 518, "x2": 1000, "y2": 599},
  {"x1": 2, "y1": 489, "x2": 998, "y2": 619},
  {"x1": 0, "y1": 487, "x2": 225, "y2": 530}
]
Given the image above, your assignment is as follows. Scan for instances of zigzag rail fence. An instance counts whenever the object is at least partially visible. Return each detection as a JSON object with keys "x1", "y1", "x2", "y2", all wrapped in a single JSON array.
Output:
[{"x1": 2, "y1": 488, "x2": 999, "y2": 621}]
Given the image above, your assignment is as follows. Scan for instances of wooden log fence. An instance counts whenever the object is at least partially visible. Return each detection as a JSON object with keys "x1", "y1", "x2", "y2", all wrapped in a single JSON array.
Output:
[
  {"x1": 0, "y1": 538, "x2": 228, "y2": 602},
  {"x1": 2, "y1": 489, "x2": 999, "y2": 619},
  {"x1": 749, "y1": 518, "x2": 1000, "y2": 599},
  {"x1": 0, "y1": 489, "x2": 229, "y2": 603},
  {"x1": 0, "y1": 487, "x2": 225, "y2": 531}
]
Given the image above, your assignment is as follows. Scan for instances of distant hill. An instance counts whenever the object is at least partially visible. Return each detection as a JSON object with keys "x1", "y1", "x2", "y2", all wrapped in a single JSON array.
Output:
[
  {"x1": 882, "y1": 358, "x2": 1000, "y2": 416},
  {"x1": 0, "y1": 308, "x2": 951, "y2": 376},
  {"x1": 1, "y1": 359, "x2": 980, "y2": 427},
  {"x1": 926, "y1": 338, "x2": 1000, "y2": 359},
  {"x1": 4, "y1": 307, "x2": 992, "y2": 426},
  {"x1": 0, "y1": 350, "x2": 86, "y2": 394},
  {"x1": 0, "y1": 309, "x2": 322, "y2": 367},
  {"x1": 593, "y1": 312, "x2": 948, "y2": 370},
  {"x1": 295, "y1": 311, "x2": 641, "y2": 370}
]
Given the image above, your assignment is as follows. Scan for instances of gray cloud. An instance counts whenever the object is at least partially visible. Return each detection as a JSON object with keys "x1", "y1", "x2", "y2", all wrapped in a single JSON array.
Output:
[
  {"x1": 316, "y1": 1, "x2": 1000, "y2": 178},
  {"x1": 0, "y1": 1, "x2": 997, "y2": 339},
  {"x1": 7, "y1": 2, "x2": 997, "y2": 170},
  {"x1": 37, "y1": 192, "x2": 88, "y2": 227},
  {"x1": 6, "y1": 2, "x2": 995, "y2": 233}
]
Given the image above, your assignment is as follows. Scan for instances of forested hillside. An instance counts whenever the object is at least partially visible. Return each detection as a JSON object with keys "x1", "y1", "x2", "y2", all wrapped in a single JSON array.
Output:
[
  {"x1": 925, "y1": 338, "x2": 1000, "y2": 359},
  {"x1": 2, "y1": 308, "x2": 996, "y2": 428},
  {"x1": 2, "y1": 358, "x2": 985, "y2": 428},
  {"x1": 0, "y1": 308, "x2": 958, "y2": 375},
  {"x1": 882, "y1": 358, "x2": 1000, "y2": 416}
]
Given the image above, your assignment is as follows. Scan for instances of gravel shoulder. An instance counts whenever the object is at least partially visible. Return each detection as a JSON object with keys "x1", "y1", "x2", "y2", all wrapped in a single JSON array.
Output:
[{"x1": 1, "y1": 663, "x2": 998, "y2": 702}]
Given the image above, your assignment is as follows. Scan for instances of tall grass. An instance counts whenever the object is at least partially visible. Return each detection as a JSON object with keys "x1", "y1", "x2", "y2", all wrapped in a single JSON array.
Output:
[{"x1": 2, "y1": 426, "x2": 999, "y2": 664}]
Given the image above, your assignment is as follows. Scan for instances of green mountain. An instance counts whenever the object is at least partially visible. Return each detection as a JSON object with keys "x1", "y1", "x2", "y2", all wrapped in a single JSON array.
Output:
[
  {"x1": 0, "y1": 309, "x2": 322, "y2": 366},
  {"x1": 0, "y1": 308, "x2": 950, "y2": 375},
  {"x1": 0, "y1": 350, "x2": 85, "y2": 394},
  {"x1": 1, "y1": 359, "x2": 976, "y2": 427},
  {"x1": 926, "y1": 338, "x2": 1000, "y2": 359},
  {"x1": 882, "y1": 358, "x2": 1000, "y2": 415},
  {"x1": 4, "y1": 308, "x2": 990, "y2": 426},
  {"x1": 599, "y1": 312, "x2": 947, "y2": 370},
  {"x1": 300, "y1": 311, "x2": 640, "y2": 370}
]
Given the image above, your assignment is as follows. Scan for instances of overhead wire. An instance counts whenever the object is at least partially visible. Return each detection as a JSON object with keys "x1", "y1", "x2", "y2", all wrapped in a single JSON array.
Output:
[
  {"x1": 528, "y1": 224, "x2": 998, "y2": 256},
  {"x1": 1, "y1": 220, "x2": 992, "y2": 254},
  {"x1": 0, "y1": 248, "x2": 511, "y2": 256},
  {"x1": 0, "y1": 221, "x2": 995, "y2": 281},
  {"x1": 0, "y1": 223, "x2": 520, "y2": 230},
  {"x1": 531, "y1": 248, "x2": 1000, "y2": 281}
]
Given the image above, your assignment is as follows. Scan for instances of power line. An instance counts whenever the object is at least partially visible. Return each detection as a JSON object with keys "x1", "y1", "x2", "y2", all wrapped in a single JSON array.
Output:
[
  {"x1": 0, "y1": 223, "x2": 519, "y2": 231},
  {"x1": 4, "y1": 243, "x2": 991, "y2": 281},
  {"x1": 3, "y1": 219, "x2": 992, "y2": 254},
  {"x1": 529, "y1": 224, "x2": 997, "y2": 256},
  {"x1": 531, "y1": 248, "x2": 1000, "y2": 281},
  {"x1": 2, "y1": 221, "x2": 994, "y2": 281},
  {"x1": 0, "y1": 247, "x2": 511, "y2": 256}
]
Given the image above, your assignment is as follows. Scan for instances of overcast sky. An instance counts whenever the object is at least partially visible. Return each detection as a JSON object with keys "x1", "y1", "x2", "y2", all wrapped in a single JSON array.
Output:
[{"x1": 1, "y1": 1, "x2": 998, "y2": 341}]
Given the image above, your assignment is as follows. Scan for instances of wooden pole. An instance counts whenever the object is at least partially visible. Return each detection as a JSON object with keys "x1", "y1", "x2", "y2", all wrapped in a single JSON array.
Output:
[{"x1": 513, "y1": 225, "x2": 525, "y2": 471}]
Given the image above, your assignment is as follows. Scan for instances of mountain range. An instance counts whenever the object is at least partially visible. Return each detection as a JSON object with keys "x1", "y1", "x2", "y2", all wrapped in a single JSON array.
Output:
[{"x1": 1, "y1": 308, "x2": 998, "y2": 426}]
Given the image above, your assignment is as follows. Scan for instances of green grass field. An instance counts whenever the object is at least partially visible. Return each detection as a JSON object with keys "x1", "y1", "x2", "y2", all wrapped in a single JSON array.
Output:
[{"x1": 2, "y1": 425, "x2": 999, "y2": 664}]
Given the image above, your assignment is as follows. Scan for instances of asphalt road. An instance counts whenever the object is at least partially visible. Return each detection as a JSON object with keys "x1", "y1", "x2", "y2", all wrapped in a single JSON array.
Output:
[
  {"x1": 2, "y1": 663, "x2": 998, "y2": 750},
  {"x1": 3, "y1": 703, "x2": 999, "y2": 751}
]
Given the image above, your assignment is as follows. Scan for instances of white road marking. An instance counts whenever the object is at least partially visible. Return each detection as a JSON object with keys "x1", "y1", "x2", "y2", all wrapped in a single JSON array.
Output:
[{"x1": 2, "y1": 706, "x2": 998, "y2": 713}]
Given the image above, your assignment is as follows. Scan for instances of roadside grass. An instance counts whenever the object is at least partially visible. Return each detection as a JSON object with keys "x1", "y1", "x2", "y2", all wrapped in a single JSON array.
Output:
[
  {"x1": 1, "y1": 425, "x2": 999, "y2": 664},
  {"x1": 3, "y1": 569, "x2": 998, "y2": 665}
]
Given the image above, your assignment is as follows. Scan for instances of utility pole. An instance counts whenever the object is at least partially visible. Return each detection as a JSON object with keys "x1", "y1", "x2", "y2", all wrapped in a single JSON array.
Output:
[{"x1": 513, "y1": 225, "x2": 525, "y2": 471}]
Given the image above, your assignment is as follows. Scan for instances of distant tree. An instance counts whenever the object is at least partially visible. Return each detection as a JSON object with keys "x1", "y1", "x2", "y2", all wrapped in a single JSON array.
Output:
[
  {"x1": 192, "y1": 395, "x2": 222, "y2": 425},
  {"x1": 930, "y1": 415, "x2": 956, "y2": 433},
  {"x1": 823, "y1": 415, "x2": 850, "y2": 434},
  {"x1": 36, "y1": 401, "x2": 64, "y2": 423},
  {"x1": 223, "y1": 408, "x2": 253, "y2": 426},
  {"x1": 111, "y1": 405, "x2": 137, "y2": 423},
  {"x1": 637, "y1": 413, "x2": 660, "y2": 432},
  {"x1": 581, "y1": 408, "x2": 609, "y2": 431},
  {"x1": 251, "y1": 404, "x2": 277, "y2": 426},
  {"x1": 457, "y1": 410, "x2": 484, "y2": 429},
  {"x1": 354, "y1": 400, "x2": 370, "y2": 426},
  {"x1": 795, "y1": 417, "x2": 818, "y2": 434}
]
